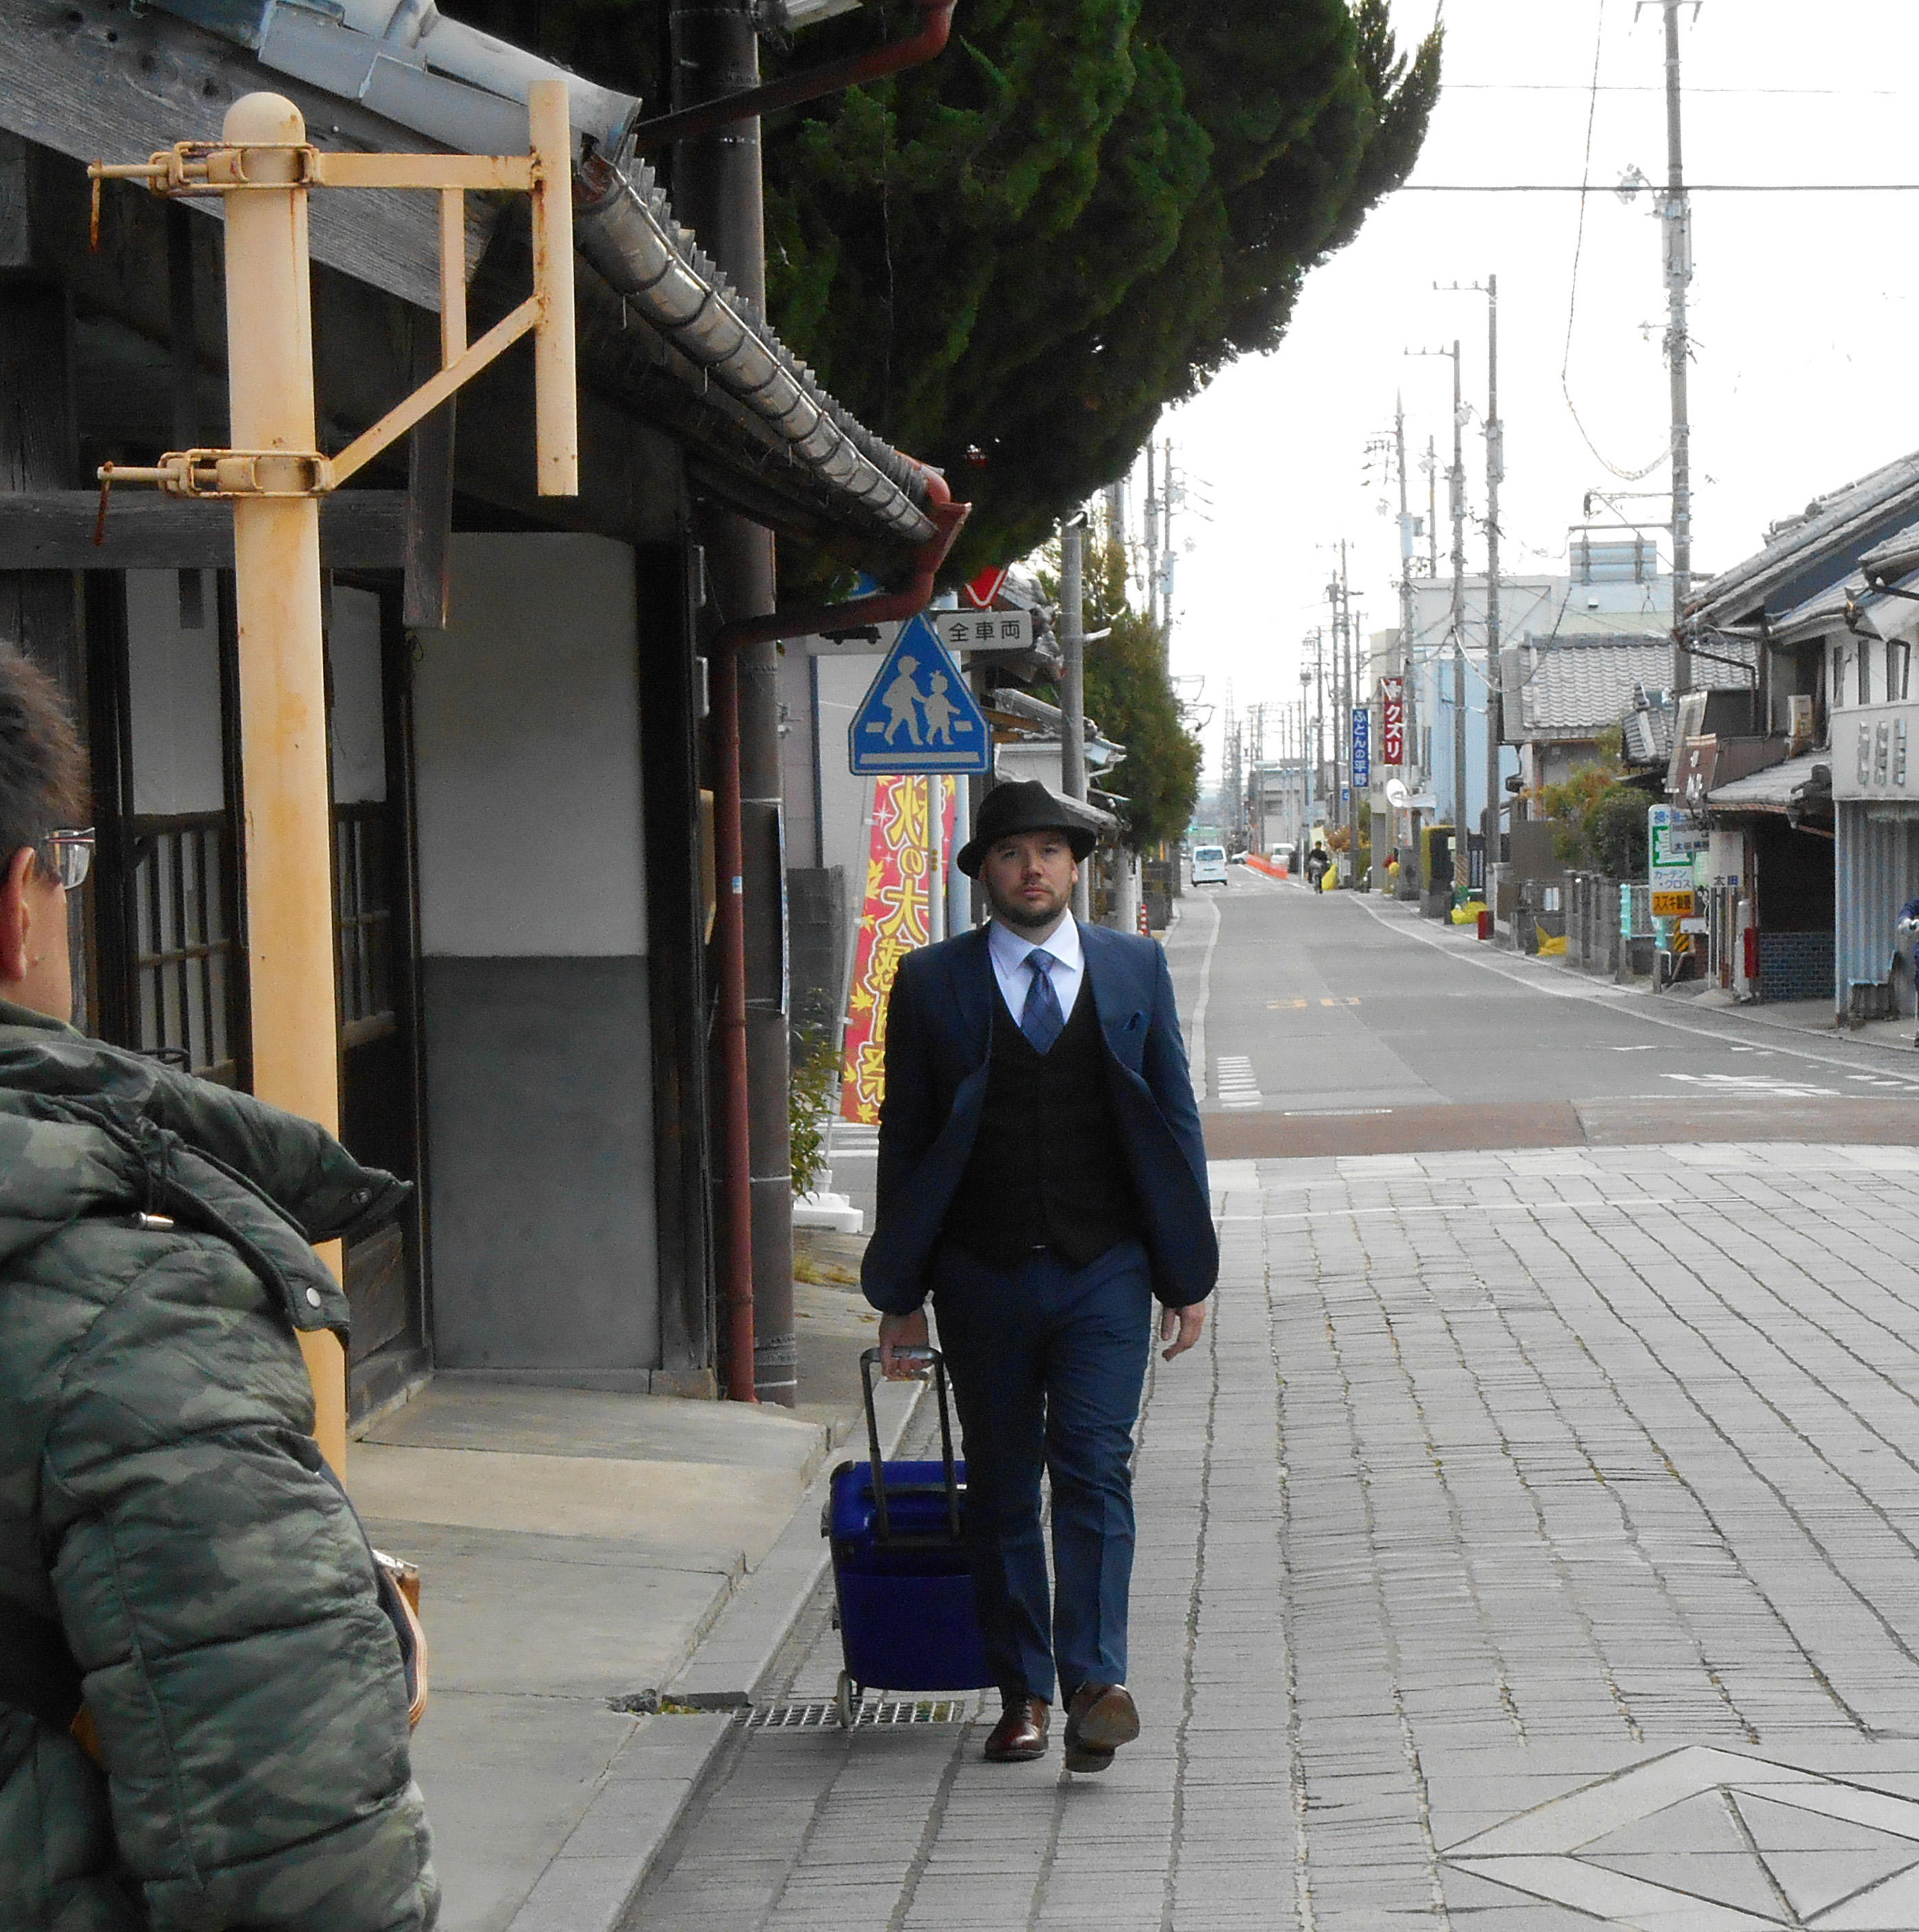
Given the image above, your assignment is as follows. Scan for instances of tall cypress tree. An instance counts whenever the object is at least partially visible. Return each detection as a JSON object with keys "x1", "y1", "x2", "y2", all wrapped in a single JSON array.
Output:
[
  {"x1": 438, "y1": 0, "x2": 1440, "y2": 577},
  {"x1": 761, "y1": 0, "x2": 1441, "y2": 574}
]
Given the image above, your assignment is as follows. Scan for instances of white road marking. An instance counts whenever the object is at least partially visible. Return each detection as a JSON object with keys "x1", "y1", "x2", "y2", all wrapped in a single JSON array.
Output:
[
  {"x1": 1348, "y1": 893, "x2": 1919, "y2": 1090},
  {"x1": 1661, "y1": 1072, "x2": 1840, "y2": 1099},
  {"x1": 1184, "y1": 889, "x2": 1224, "y2": 1102},
  {"x1": 1215, "y1": 1054, "x2": 1263, "y2": 1110}
]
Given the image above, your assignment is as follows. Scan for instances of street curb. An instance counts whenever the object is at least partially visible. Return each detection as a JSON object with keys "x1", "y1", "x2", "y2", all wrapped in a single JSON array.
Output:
[{"x1": 502, "y1": 1374, "x2": 927, "y2": 1932}]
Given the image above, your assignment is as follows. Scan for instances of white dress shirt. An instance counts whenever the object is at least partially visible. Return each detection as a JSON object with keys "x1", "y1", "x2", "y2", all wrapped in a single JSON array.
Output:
[{"x1": 987, "y1": 914, "x2": 1085, "y2": 1027}]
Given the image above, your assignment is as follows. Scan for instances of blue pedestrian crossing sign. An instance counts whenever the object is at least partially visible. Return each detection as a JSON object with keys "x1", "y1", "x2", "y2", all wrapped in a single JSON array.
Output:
[{"x1": 847, "y1": 612, "x2": 993, "y2": 775}]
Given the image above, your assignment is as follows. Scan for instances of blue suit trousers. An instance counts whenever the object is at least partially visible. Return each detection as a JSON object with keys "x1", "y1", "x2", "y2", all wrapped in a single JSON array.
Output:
[{"x1": 932, "y1": 1237, "x2": 1154, "y2": 1705}]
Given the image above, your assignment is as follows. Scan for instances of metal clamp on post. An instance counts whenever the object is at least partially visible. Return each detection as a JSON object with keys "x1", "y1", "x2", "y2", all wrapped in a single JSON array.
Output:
[
  {"x1": 98, "y1": 451, "x2": 334, "y2": 499},
  {"x1": 86, "y1": 77, "x2": 578, "y2": 512}
]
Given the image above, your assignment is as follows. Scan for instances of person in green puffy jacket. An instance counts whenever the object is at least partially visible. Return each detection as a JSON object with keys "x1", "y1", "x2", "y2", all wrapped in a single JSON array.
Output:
[{"x1": 0, "y1": 646, "x2": 438, "y2": 1931}]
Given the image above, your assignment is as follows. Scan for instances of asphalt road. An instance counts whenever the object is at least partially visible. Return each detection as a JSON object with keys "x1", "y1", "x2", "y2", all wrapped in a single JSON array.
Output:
[
  {"x1": 825, "y1": 874, "x2": 1919, "y2": 1204},
  {"x1": 1172, "y1": 868, "x2": 1919, "y2": 1156}
]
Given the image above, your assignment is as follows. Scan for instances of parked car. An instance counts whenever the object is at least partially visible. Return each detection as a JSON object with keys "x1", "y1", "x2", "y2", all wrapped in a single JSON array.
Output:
[
  {"x1": 1190, "y1": 843, "x2": 1229, "y2": 886},
  {"x1": 1269, "y1": 843, "x2": 1298, "y2": 872}
]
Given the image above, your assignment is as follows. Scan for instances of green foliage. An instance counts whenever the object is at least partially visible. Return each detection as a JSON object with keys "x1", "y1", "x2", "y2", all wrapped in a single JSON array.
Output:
[
  {"x1": 439, "y1": 0, "x2": 1440, "y2": 580},
  {"x1": 759, "y1": 0, "x2": 1441, "y2": 575},
  {"x1": 1038, "y1": 536, "x2": 1202, "y2": 851},
  {"x1": 1586, "y1": 784, "x2": 1650, "y2": 880},
  {"x1": 789, "y1": 1026, "x2": 839, "y2": 1195},
  {"x1": 1533, "y1": 760, "x2": 1650, "y2": 879}
]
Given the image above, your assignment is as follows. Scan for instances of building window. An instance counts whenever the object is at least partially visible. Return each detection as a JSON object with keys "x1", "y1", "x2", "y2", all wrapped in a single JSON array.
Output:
[
  {"x1": 1859, "y1": 642, "x2": 1872, "y2": 707},
  {"x1": 1892, "y1": 638, "x2": 1912, "y2": 703}
]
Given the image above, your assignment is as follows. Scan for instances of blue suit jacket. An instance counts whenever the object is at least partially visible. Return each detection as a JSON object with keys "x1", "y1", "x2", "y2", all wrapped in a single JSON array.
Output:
[{"x1": 861, "y1": 920, "x2": 1218, "y2": 1315}]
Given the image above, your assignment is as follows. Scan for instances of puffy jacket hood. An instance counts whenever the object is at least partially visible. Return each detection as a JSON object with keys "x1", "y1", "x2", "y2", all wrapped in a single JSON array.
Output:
[{"x1": 0, "y1": 1003, "x2": 408, "y2": 1339}]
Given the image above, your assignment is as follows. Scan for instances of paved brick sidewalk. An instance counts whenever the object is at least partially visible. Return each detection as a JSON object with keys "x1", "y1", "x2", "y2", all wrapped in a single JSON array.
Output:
[{"x1": 632, "y1": 1144, "x2": 1919, "y2": 1930}]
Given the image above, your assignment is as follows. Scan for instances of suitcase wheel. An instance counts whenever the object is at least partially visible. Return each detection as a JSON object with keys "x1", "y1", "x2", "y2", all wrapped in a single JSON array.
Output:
[{"x1": 835, "y1": 1671, "x2": 861, "y2": 1731}]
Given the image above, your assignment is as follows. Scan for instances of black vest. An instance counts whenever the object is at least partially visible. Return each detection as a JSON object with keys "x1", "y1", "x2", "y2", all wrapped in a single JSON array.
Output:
[{"x1": 941, "y1": 968, "x2": 1140, "y2": 1269}]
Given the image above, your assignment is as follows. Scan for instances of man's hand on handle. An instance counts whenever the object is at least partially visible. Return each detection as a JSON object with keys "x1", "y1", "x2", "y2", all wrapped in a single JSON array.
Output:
[
  {"x1": 1160, "y1": 1300, "x2": 1206, "y2": 1361},
  {"x1": 878, "y1": 1309, "x2": 930, "y2": 1380}
]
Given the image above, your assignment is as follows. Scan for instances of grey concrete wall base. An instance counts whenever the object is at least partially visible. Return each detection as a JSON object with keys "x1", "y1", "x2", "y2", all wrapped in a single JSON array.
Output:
[{"x1": 501, "y1": 1374, "x2": 926, "y2": 1932}]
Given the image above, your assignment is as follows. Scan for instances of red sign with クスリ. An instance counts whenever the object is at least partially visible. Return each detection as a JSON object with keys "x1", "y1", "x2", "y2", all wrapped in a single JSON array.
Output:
[{"x1": 1381, "y1": 676, "x2": 1405, "y2": 765}]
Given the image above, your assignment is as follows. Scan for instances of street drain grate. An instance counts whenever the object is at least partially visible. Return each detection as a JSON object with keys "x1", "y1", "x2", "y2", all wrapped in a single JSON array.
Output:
[{"x1": 748, "y1": 1698, "x2": 972, "y2": 1731}]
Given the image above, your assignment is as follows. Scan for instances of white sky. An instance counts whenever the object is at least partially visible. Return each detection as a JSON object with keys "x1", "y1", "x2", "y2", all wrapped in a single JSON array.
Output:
[{"x1": 1144, "y1": 0, "x2": 1919, "y2": 780}]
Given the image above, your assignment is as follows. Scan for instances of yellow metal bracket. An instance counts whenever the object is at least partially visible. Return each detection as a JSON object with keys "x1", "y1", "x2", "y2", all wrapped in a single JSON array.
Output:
[
  {"x1": 100, "y1": 449, "x2": 334, "y2": 497},
  {"x1": 88, "y1": 77, "x2": 577, "y2": 503}
]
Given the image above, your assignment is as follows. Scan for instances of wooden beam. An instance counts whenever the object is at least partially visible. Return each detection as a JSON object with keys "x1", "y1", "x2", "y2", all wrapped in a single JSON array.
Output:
[
  {"x1": 0, "y1": 490, "x2": 408, "y2": 569},
  {"x1": 403, "y1": 317, "x2": 454, "y2": 631},
  {"x1": 0, "y1": 0, "x2": 495, "y2": 314}
]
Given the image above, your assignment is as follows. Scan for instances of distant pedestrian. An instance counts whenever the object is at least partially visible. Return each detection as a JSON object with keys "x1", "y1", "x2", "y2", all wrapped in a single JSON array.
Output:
[
  {"x1": 865, "y1": 780, "x2": 1217, "y2": 1776},
  {"x1": 0, "y1": 645, "x2": 438, "y2": 1931}
]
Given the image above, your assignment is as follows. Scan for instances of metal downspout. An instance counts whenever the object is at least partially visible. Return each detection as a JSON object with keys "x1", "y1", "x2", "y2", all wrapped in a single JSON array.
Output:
[
  {"x1": 629, "y1": 0, "x2": 957, "y2": 153},
  {"x1": 707, "y1": 469, "x2": 966, "y2": 1400}
]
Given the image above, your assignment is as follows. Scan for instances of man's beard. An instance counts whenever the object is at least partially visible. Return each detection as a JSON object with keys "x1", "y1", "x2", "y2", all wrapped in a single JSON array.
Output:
[{"x1": 985, "y1": 878, "x2": 1069, "y2": 931}]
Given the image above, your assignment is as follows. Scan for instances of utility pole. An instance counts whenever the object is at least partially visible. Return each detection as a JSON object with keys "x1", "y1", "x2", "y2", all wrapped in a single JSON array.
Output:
[
  {"x1": 1447, "y1": 342, "x2": 1467, "y2": 887},
  {"x1": 1394, "y1": 396, "x2": 1420, "y2": 896},
  {"x1": 1061, "y1": 510, "x2": 1090, "y2": 919},
  {"x1": 1300, "y1": 660, "x2": 1316, "y2": 843},
  {"x1": 673, "y1": 0, "x2": 793, "y2": 1406},
  {"x1": 1409, "y1": 339, "x2": 1468, "y2": 889},
  {"x1": 1441, "y1": 274, "x2": 1506, "y2": 874},
  {"x1": 1485, "y1": 277, "x2": 1502, "y2": 876},
  {"x1": 93, "y1": 85, "x2": 580, "y2": 1461},
  {"x1": 1152, "y1": 438, "x2": 1167, "y2": 641},
  {"x1": 1250, "y1": 702, "x2": 1266, "y2": 855},
  {"x1": 1143, "y1": 441, "x2": 1159, "y2": 651},
  {"x1": 1660, "y1": 0, "x2": 1695, "y2": 683},
  {"x1": 1426, "y1": 435, "x2": 1439, "y2": 579}
]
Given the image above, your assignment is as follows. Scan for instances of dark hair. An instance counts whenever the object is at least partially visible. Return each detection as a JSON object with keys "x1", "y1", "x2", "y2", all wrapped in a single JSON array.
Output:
[{"x1": 0, "y1": 645, "x2": 88, "y2": 865}]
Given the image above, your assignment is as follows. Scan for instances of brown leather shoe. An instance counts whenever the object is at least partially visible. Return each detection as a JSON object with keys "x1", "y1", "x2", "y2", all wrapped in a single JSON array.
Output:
[
  {"x1": 982, "y1": 1694, "x2": 1050, "y2": 1763},
  {"x1": 1063, "y1": 1683, "x2": 1139, "y2": 1773}
]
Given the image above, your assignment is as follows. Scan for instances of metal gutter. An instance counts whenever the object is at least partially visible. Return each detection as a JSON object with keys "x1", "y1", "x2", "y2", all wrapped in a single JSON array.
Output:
[
  {"x1": 113, "y1": 0, "x2": 940, "y2": 551},
  {"x1": 575, "y1": 154, "x2": 934, "y2": 549}
]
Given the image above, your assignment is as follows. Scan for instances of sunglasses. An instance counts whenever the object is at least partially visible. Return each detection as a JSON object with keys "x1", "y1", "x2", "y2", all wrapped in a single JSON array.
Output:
[{"x1": 34, "y1": 828, "x2": 94, "y2": 892}]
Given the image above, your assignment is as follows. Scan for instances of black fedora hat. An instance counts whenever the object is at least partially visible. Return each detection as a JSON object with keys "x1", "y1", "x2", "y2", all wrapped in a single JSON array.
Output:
[{"x1": 956, "y1": 778, "x2": 1099, "y2": 878}]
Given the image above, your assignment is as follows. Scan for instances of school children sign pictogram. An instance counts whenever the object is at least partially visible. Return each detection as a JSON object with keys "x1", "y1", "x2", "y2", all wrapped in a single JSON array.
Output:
[{"x1": 847, "y1": 612, "x2": 993, "y2": 775}]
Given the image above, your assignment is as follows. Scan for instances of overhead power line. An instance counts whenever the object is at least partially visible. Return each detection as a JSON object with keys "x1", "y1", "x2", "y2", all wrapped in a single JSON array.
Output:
[
  {"x1": 1444, "y1": 83, "x2": 1894, "y2": 96},
  {"x1": 1397, "y1": 182, "x2": 1919, "y2": 193}
]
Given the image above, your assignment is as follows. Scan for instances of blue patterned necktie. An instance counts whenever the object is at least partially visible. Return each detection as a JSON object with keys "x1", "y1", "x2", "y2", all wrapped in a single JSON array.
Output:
[{"x1": 1020, "y1": 948, "x2": 1065, "y2": 1054}]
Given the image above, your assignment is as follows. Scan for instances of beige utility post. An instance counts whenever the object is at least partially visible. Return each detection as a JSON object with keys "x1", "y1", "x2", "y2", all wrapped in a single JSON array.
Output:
[{"x1": 92, "y1": 79, "x2": 579, "y2": 1474}]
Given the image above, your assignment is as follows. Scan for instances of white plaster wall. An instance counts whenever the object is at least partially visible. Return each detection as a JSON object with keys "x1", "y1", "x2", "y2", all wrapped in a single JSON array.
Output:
[
  {"x1": 413, "y1": 535, "x2": 646, "y2": 958},
  {"x1": 815, "y1": 654, "x2": 878, "y2": 902},
  {"x1": 125, "y1": 571, "x2": 223, "y2": 816},
  {"x1": 779, "y1": 647, "x2": 817, "y2": 869}
]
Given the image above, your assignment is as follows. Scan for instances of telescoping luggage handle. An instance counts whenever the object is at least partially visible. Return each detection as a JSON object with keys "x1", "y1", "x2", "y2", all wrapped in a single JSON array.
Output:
[{"x1": 858, "y1": 1344, "x2": 962, "y2": 1547}]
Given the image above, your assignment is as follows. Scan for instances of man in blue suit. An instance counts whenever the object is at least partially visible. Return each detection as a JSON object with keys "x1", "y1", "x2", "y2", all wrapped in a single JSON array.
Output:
[{"x1": 863, "y1": 780, "x2": 1217, "y2": 1773}]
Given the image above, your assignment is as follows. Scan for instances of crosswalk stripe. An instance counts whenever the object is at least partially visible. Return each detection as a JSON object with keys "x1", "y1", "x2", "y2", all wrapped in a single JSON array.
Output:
[{"x1": 1215, "y1": 1054, "x2": 1263, "y2": 1111}]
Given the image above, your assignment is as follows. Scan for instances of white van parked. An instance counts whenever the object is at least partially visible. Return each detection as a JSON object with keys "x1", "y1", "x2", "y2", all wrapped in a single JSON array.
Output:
[{"x1": 1190, "y1": 843, "x2": 1229, "y2": 887}]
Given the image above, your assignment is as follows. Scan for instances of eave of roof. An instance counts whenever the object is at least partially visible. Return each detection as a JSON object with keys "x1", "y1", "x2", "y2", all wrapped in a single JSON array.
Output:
[
  {"x1": 1705, "y1": 750, "x2": 1832, "y2": 815},
  {"x1": 1687, "y1": 451, "x2": 1919, "y2": 630},
  {"x1": 1, "y1": 0, "x2": 936, "y2": 565}
]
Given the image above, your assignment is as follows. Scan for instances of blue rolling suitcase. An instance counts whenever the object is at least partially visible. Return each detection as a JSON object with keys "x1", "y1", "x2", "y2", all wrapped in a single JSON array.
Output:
[{"x1": 822, "y1": 1346, "x2": 994, "y2": 1725}]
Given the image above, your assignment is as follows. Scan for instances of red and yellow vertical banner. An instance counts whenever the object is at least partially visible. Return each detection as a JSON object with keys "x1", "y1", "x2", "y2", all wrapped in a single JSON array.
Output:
[{"x1": 840, "y1": 775, "x2": 956, "y2": 1124}]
